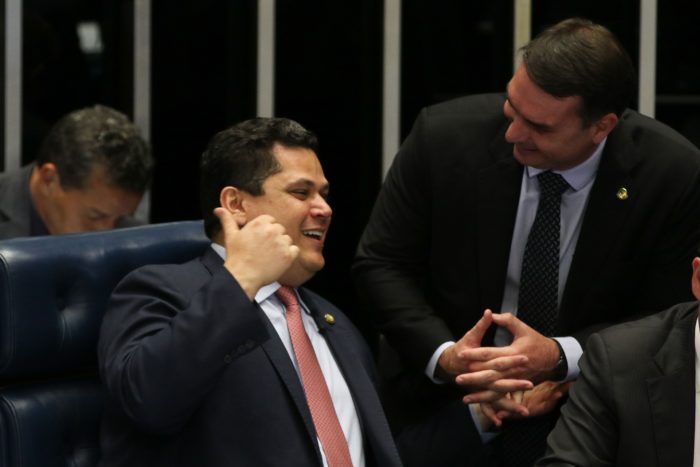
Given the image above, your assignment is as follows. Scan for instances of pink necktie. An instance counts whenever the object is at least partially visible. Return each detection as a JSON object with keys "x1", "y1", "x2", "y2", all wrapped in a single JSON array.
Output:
[{"x1": 276, "y1": 286, "x2": 353, "y2": 467}]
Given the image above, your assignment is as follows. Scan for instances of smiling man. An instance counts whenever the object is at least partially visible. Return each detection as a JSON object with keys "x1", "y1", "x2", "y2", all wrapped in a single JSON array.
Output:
[
  {"x1": 0, "y1": 105, "x2": 153, "y2": 239},
  {"x1": 97, "y1": 117, "x2": 402, "y2": 467},
  {"x1": 353, "y1": 17, "x2": 700, "y2": 467}
]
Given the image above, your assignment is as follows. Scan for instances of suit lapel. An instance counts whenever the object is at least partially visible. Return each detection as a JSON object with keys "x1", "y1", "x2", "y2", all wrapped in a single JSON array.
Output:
[
  {"x1": 200, "y1": 251, "x2": 323, "y2": 462},
  {"x1": 560, "y1": 120, "x2": 640, "y2": 325},
  {"x1": 299, "y1": 289, "x2": 402, "y2": 466},
  {"x1": 476, "y1": 127, "x2": 522, "y2": 312},
  {"x1": 646, "y1": 312, "x2": 696, "y2": 466}
]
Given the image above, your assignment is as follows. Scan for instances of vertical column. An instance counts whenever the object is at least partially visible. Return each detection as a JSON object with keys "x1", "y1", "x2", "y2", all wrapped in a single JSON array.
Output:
[
  {"x1": 513, "y1": 0, "x2": 531, "y2": 71},
  {"x1": 257, "y1": 0, "x2": 275, "y2": 118},
  {"x1": 133, "y1": 0, "x2": 151, "y2": 219},
  {"x1": 4, "y1": 0, "x2": 21, "y2": 171},
  {"x1": 382, "y1": 0, "x2": 401, "y2": 179},
  {"x1": 638, "y1": 0, "x2": 657, "y2": 117}
]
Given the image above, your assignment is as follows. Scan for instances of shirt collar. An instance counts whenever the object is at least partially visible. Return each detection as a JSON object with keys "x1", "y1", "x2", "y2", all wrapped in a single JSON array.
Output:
[
  {"x1": 209, "y1": 243, "x2": 282, "y2": 304},
  {"x1": 525, "y1": 137, "x2": 607, "y2": 192}
]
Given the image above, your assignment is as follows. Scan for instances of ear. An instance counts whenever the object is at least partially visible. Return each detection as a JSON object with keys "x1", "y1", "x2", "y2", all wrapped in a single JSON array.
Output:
[
  {"x1": 219, "y1": 186, "x2": 246, "y2": 218},
  {"x1": 36, "y1": 163, "x2": 61, "y2": 193},
  {"x1": 691, "y1": 258, "x2": 700, "y2": 301},
  {"x1": 591, "y1": 113, "x2": 619, "y2": 145}
]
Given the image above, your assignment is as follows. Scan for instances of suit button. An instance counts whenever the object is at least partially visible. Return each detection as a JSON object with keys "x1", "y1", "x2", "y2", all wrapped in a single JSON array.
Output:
[{"x1": 224, "y1": 354, "x2": 232, "y2": 364}]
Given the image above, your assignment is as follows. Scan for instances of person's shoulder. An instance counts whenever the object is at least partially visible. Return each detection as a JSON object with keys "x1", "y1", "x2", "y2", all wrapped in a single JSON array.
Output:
[
  {"x1": 424, "y1": 93, "x2": 506, "y2": 118},
  {"x1": 115, "y1": 251, "x2": 212, "y2": 294},
  {"x1": 594, "y1": 302, "x2": 696, "y2": 352},
  {"x1": 617, "y1": 109, "x2": 700, "y2": 155}
]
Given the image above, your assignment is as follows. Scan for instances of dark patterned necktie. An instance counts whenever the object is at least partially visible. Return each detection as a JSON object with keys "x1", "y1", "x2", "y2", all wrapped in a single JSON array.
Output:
[
  {"x1": 501, "y1": 171, "x2": 570, "y2": 467},
  {"x1": 517, "y1": 171, "x2": 570, "y2": 334}
]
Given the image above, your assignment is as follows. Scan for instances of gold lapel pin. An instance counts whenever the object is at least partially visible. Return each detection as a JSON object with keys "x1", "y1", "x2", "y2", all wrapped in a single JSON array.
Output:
[
  {"x1": 616, "y1": 187, "x2": 629, "y2": 200},
  {"x1": 324, "y1": 313, "x2": 335, "y2": 325}
]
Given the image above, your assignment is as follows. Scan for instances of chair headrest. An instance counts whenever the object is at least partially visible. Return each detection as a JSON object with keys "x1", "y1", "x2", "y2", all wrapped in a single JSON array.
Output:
[{"x1": 0, "y1": 221, "x2": 210, "y2": 379}]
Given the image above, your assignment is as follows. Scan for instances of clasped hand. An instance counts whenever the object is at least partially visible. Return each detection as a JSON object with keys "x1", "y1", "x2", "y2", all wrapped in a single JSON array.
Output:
[{"x1": 437, "y1": 308, "x2": 568, "y2": 428}]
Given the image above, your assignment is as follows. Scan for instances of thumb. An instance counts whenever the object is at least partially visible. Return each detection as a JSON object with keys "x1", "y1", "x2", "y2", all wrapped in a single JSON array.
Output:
[
  {"x1": 491, "y1": 311, "x2": 522, "y2": 334},
  {"x1": 213, "y1": 207, "x2": 244, "y2": 234}
]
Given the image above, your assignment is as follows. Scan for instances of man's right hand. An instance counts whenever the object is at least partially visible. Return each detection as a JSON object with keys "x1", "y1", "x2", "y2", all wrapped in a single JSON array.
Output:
[
  {"x1": 437, "y1": 310, "x2": 533, "y2": 395},
  {"x1": 214, "y1": 207, "x2": 299, "y2": 299}
]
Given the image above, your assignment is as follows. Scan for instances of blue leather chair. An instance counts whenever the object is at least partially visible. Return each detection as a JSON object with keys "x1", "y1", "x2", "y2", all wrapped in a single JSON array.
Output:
[{"x1": 0, "y1": 221, "x2": 210, "y2": 467}]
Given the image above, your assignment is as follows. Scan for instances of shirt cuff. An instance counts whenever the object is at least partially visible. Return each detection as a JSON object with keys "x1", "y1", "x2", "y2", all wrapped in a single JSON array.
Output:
[
  {"x1": 468, "y1": 403, "x2": 499, "y2": 444},
  {"x1": 424, "y1": 341, "x2": 455, "y2": 383},
  {"x1": 553, "y1": 336, "x2": 582, "y2": 380}
]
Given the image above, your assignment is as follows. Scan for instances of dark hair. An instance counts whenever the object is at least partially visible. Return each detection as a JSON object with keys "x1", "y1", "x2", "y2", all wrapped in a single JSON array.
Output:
[
  {"x1": 36, "y1": 105, "x2": 153, "y2": 192},
  {"x1": 199, "y1": 117, "x2": 319, "y2": 238},
  {"x1": 521, "y1": 17, "x2": 636, "y2": 125}
]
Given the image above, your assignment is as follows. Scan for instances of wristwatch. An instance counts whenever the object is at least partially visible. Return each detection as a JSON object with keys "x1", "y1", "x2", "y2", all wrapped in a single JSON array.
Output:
[{"x1": 551, "y1": 339, "x2": 568, "y2": 381}]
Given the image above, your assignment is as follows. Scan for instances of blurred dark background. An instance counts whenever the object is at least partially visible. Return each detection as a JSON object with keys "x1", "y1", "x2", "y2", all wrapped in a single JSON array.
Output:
[{"x1": 9, "y1": 0, "x2": 700, "y2": 341}]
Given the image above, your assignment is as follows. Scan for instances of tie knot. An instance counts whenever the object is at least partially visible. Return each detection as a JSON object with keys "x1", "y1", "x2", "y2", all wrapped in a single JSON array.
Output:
[
  {"x1": 276, "y1": 286, "x2": 299, "y2": 308},
  {"x1": 537, "y1": 171, "x2": 570, "y2": 198}
]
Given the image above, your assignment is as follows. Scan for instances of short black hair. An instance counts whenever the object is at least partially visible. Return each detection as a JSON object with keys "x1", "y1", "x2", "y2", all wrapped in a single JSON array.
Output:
[
  {"x1": 199, "y1": 117, "x2": 319, "y2": 238},
  {"x1": 36, "y1": 105, "x2": 154, "y2": 192},
  {"x1": 521, "y1": 17, "x2": 636, "y2": 125}
]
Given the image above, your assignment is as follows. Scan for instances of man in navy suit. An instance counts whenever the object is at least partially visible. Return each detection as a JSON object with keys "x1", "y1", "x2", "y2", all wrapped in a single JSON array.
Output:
[{"x1": 98, "y1": 117, "x2": 402, "y2": 466}]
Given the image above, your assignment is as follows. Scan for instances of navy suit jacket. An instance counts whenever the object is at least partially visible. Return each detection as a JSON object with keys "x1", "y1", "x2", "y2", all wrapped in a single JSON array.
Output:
[
  {"x1": 98, "y1": 247, "x2": 402, "y2": 467},
  {"x1": 538, "y1": 302, "x2": 697, "y2": 466}
]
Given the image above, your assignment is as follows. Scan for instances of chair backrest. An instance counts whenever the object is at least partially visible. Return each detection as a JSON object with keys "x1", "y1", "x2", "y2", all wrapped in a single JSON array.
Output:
[{"x1": 0, "y1": 221, "x2": 210, "y2": 467}]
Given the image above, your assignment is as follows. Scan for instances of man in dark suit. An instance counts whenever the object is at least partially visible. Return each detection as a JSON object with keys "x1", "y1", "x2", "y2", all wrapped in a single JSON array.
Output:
[
  {"x1": 353, "y1": 18, "x2": 700, "y2": 466},
  {"x1": 537, "y1": 255, "x2": 700, "y2": 466},
  {"x1": 98, "y1": 117, "x2": 403, "y2": 466},
  {"x1": 0, "y1": 105, "x2": 153, "y2": 239}
]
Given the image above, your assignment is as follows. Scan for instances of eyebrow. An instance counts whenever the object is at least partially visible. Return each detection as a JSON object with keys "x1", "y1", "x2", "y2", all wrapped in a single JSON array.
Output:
[{"x1": 287, "y1": 178, "x2": 330, "y2": 194}]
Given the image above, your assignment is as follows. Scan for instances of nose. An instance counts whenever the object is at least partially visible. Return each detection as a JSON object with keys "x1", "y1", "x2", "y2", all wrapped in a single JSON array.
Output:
[
  {"x1": 505, "y1": 117, "x2": 527, "y2": 143},
  {"x1": 311, "y1": 195, "x2": 332, "y2": 219}
]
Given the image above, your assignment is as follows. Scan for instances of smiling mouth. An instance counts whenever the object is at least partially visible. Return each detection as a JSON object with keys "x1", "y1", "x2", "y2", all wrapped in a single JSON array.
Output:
[{"x1": 302, "y1": 230, "x2": 323, "y2": 240}]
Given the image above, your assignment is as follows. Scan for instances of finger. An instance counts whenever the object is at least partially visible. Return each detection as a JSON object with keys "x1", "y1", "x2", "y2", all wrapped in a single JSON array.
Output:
[
  {"x1": 480, "y1": 403, "x2": 504, "y2": 427},
  {"x1": 466, "y1": 354, "x2": 529, "y2": 372},
  {"x1": 490, "y1": 397, "x2": 529, "y2": 418},
  {"x1": 289, "y1": 244, "x2": 300, "y2": 259},
  {"x1": 462, "y1": 389, "x2": 503, "y2": 404},
  {"x1": 459, "y1": 346, "x2": 518, "y2": 362},
  {"x1": 455, "y1": 369, "x2": 503, "y2": 388},
  {"x1": 490, "y1": 312, "x2": 526, "y2": 334},
  {"x1": 512, "y1": 390, "x2": 524, "y2": 404},
  {"x1": 488, "y1": 378, "x2": 534, "y2": 394},
  {"x1": 214, "y1": 207, "x2": 242, "y2": 232},
  {"x1": 464, "y1": 309, "x2": 495, "y2": 343}
]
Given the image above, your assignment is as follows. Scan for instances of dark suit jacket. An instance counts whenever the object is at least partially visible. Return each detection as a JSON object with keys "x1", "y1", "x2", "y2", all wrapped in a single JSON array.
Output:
[
  {"x1": 537, "y1": 302, "x2": 697, "y2": 466},
  {"x1": 98, "y1": 247, "x2": 402, "y2": 467},
  {"x1": 353, "y1": 93, "x2": 700, "y2": 457},
  {"x1": 0, "y1": 165, "x2": 34, "y2": 239}
]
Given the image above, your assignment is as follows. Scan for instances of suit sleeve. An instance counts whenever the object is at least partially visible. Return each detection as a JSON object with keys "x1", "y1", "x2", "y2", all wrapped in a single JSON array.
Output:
[
  {"x1": 98, "y1": 263, "x2": 270, "y2": 435},
  {"x1": 537, "y1": 333, "x2": 618, "y2": 466},
  {"x1": 353, "y1": 108, "x2": 455, "y2": 369}
]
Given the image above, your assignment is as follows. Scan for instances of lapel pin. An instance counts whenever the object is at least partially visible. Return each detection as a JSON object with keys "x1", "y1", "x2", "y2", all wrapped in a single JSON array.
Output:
[
  {"x1": 616, "y1": 187, "x2": 629, "y2": 200},
  {"x1": 324, "y1": 313, "x2": 335, "y2": 325}
]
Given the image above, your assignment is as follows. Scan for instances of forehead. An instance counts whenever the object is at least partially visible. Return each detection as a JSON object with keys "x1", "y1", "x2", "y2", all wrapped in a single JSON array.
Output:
[
  {"x1": 63, "y1": 167, "x2": 141, "y2": 211},
  {"x1": 269, "y1": 144, "x2": 327, "y2": 184},
  {"x1": 507, "y1": 65, "x2": 583, "y2": 125}
]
